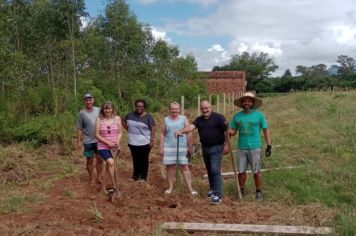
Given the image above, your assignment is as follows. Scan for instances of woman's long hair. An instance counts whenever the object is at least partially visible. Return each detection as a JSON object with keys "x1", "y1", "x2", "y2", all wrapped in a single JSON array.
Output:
[{"x1": 99, "y1": 101, "x2": 116, "y2": 119}]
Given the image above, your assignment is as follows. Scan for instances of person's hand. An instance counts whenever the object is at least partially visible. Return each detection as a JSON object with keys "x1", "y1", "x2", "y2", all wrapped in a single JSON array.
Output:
[
  {"x1": 149, "y1": 140, "x2": 154, "y2": 149},
  {"x1": 76, "y1": 141, "x2": 81, "y2": 151},
  {"x1": 223, "y1": 143, "x2": 230, "y2": 155},
  {"x1": 174, "y1": 131, "x2": 182, "y2": 138},
  {"x1": 188, "y1": 145, "x2": 193, "y2": 157},
  {"x1": 265, "y1": 145, "x2": 272, "y2": 157},
  {"x1": 108, "y1": 142, "x2": 117, "y2": 148}
]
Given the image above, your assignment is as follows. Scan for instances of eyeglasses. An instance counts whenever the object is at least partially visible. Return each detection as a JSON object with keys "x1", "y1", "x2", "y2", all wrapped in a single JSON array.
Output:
[{"x1": 107, "y1": 126, "x2": 111, "y2": 134}]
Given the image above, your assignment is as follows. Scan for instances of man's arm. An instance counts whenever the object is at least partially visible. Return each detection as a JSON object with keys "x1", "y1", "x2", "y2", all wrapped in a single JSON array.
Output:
[
  {"x1": 175, "y1": 124, "x2": 196, "y2": 137},
  {"x1": 227, "y1": 128, "x2": 237, "y2": 136},
  {"x1": 185, "y1": 118, "x2": 193, "y2": 156},
  {"x1": 263, "y1": 128, "x2": 271, "y2": 145},
  {"x1": 263, "y1": 128, "x2": 272, "y2": 157}
]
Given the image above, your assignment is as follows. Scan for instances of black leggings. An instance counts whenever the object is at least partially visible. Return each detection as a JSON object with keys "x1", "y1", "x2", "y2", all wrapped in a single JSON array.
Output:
[{"x1": 128, "y1": 144, "x2": 151, "y2": 180}]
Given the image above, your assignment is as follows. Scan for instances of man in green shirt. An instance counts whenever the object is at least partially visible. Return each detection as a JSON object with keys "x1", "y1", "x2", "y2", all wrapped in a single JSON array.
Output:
[{"x1": 228, "y1": 92, "x2": 271, "y2": 201}]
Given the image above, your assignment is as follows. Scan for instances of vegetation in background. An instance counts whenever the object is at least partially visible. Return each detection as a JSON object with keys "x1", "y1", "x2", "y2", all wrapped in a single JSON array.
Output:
[
  {"x1": 0, "y1": 0, "x2": 206, "y2": 146},
  {"x1": 213, "y1": 52, "x2": 356, "y2": 93}
]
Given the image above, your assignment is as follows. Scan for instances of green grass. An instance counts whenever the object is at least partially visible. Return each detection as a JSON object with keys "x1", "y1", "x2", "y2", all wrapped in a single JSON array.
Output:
[
  {"x1": 0, "y1": 195, "x2": 43, "y2": 214},
  {"x1": 62, "y1": 187, "x2": 75, "y2": 198},
  {"x1": 88, "y1": 203, "x2": 103, "y2": 223},
  {"x1": 218, "y1": 91, "x2": 356, "y2": 234},
  {"x1": 0, "y1": 143, "x2": 81, "y2": 214},
  {"x1": 335, "y1": 207, "x2": 356, "y2": 236}
]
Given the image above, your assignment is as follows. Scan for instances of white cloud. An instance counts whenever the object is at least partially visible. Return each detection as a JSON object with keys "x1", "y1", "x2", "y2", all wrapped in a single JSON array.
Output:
[
  {"x1": 80, "y1": 16, "x2": 89, "y2": 30},
  {"x1": 137, "y1": 0, "x2": 158, "y2": 4},
  {"x1": 137, "y1": 0, "x2": 219, "y2": 6},
  {"x1": 207, "y1": 44, "x2": 225, "y2": 52},
  {"x1": 161, "y1": 0, "x2": 356, "y2": 75},
  {"x1": 231, "y1": 41, "x2": 283, "y2": 58},
  {"x1": 188, "y1": 0, "x2": 219, "y2": 7},
  {"x1": 331, "y1": 25, "x2": 356, "y2": 45},
  {"x1": 150, "y1": 26, "x2": 171, "y2": 42}
]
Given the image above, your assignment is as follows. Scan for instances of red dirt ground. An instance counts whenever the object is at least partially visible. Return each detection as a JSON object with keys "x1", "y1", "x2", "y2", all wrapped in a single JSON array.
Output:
[{"x1": 0, "y1": 146, "x2": 334, "y2": 235}]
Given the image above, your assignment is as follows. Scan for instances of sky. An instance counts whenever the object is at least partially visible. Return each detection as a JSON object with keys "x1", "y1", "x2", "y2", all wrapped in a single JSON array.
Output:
[{"x1": 84, "y1": 0, "x2": 356, "y2": 76}]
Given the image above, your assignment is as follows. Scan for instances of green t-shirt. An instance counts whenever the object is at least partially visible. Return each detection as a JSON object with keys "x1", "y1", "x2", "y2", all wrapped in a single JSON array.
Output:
[{"x1": 230, "y1": 109, "x2": 268, "y2": 149}]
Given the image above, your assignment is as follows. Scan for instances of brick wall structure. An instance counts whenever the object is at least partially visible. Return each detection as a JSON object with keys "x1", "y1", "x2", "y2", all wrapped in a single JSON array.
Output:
[{"x1": 201, "y1": 71, "x2": 246, "y2": 96}]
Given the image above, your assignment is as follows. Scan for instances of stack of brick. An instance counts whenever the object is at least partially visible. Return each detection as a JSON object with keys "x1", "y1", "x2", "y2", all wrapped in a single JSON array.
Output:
[{"x1": 201, "y1": 71, "x2": 246, "y2": 96}]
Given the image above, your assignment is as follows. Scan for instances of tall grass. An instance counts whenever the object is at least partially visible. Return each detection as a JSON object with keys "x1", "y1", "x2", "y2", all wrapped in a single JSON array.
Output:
[{"x1": 221, "y1": 91, "x2": 355, "y2": 234}]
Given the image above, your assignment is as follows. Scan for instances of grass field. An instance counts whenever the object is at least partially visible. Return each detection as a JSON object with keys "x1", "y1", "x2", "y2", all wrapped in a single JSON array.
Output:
[
  {"x1": 217, "y1": 91, "x2": 355, "y2": 235},
  {"x1": 0, "y1": 91, "x2": 355, "y2": 235}
]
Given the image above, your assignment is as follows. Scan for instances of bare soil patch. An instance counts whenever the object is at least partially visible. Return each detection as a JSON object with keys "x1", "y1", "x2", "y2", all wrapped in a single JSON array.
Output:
[{"x1": 0, "y1": 147, "x2": 334, "y2": 235}]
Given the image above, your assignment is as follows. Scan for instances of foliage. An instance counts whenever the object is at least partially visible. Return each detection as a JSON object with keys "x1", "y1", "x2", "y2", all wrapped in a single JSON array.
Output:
[
  {"x1": 88, "y1": 203, "x2": 103, "y2": 223},
  {"x1": 213, "y1": 51, "x2": 278, "y2": 92},
  {"x1": 0, "y1": 0, "x2": 206, "y2": 147},
  {"x1": 0, "y1": 112, "x2": 75, "y2": 149}
]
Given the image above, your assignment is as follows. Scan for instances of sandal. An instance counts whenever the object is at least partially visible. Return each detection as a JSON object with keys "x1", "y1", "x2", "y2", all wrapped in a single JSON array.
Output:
[{"x1": 107, "y1": 188, "x2": 115, "y2": 196}]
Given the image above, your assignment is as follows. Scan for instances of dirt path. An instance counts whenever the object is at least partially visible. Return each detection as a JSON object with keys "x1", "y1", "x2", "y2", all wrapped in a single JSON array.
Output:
[{"x1": 0, "y1": 148, "x2": 333, "y2": 235}]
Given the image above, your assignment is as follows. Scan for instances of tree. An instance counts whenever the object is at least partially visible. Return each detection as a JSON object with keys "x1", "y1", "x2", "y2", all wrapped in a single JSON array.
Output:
[
  {"x1": 295, "y1": 64, "x2": 332, "y2": 90},
  {"x1": 213, "y1": 51, "x2": 278, "y2": 92},
  {"x1": 337, "y1": 55, "x2": 355, "y2": 78},
  {"x1": 283, "y1": 69, "x2": 292, "y2": 77}
]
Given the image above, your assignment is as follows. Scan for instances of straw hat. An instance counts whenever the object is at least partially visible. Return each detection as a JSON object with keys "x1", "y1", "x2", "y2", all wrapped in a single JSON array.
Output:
[{"x1": 233, "y1": 92, "x2": 263, "y2": 108}]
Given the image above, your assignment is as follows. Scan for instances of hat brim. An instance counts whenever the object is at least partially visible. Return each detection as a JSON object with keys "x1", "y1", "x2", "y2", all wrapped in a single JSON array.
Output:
[{"x1": 233, "y1": 96, "x2": 263, "y2": 108}]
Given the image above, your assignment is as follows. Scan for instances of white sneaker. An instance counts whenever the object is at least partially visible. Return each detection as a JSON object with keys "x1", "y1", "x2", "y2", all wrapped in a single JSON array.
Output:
[
  {"x1": 165, "y1": 189, "x2": 172, "y2": 195},
  {"x1": 191, "y1": 190, "x2": 198, "y2": 196}
]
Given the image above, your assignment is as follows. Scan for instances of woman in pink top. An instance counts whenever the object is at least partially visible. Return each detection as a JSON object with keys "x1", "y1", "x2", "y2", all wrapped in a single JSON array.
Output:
[{"x1": 95, "y1": 101, "x2": 122, "y2": 193}]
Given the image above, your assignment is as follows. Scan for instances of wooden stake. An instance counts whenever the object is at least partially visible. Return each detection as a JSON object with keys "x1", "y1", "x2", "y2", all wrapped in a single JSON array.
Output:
[
  {"x1": 161, "y1": 222, "x2": 334, "y2": 235},
  {"x1": 226, "y1": 134, "x2": 242, "y2": 200},
  {"x1": 197, "y1": 94, "x2": 200, "y2": 116},
  {"x1": 203, "y1": 166, "x2": 304, "y2": 178},
  {"x1": 181, "y1": 96, "x2": 184, "y2": 115}
]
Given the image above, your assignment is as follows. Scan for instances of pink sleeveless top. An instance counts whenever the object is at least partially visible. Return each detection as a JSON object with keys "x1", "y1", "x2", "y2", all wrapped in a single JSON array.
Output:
[{"x1": 98, "y1": 117, "x2": 119, "y2": 150}]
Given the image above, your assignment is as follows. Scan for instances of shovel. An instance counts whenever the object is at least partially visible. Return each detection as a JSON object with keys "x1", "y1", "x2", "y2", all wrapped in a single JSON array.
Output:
[
  {"x1": 109, "y1": 149, "x2": 122, "y2": 202},
  {"x1": 175, "y1": 135, "x2": 182, "y2": 188},
  {"x1": 226, "y1": 134, "x2": 242, "y2": 200}
]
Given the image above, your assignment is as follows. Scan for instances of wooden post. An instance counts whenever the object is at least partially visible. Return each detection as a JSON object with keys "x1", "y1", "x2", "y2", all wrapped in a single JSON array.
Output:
[
  {"x1": 223, "y1": 93, "x2": 226, "y2": 116},
  {"x1": 161, "y1": 222, "x2": 334, "y2": 235},
  {"x1": 216, "y1": 94, "x2": 220, "y2": 113},
  {"x1": 209, "y1": 94, "x2": 212, "y2": 105},
  {"x1": 233, "y1": 93, "x2": 236, "y2": 111},
  {"x1": 228, "y1": 93, "x2": 231, "y2": 115},
  {"x1": 181, "y1": 96, "x2": 184, "y2": 115},
  {"x1": 197, "y1": 94, "x2": 200, "y2": 116}
]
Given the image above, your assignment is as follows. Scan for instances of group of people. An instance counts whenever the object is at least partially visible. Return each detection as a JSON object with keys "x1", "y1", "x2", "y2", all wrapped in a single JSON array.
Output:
[{"x1": 76, "y1": 91, "x2": 271, "y2": 205}]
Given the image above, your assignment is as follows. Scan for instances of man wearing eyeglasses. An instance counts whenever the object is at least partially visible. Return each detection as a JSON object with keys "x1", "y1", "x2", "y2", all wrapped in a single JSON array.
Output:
[{"x1": 76, "y1": 93, "x2": 103, "y2": 186}]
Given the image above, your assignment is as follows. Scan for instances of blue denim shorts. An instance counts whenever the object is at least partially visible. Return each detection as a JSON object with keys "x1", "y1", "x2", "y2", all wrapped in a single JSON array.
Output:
[
  {"x1": 83, "y1": 143, "x2": 98, "y2": 158},
  {"x1": 98, "y1": 149, "x2": 113, "y2": 161}
]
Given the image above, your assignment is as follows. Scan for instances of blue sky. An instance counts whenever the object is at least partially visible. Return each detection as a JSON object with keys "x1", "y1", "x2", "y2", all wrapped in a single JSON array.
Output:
[{"x1": 84, "y1": 0, "x2": 356, "y2": 76}]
